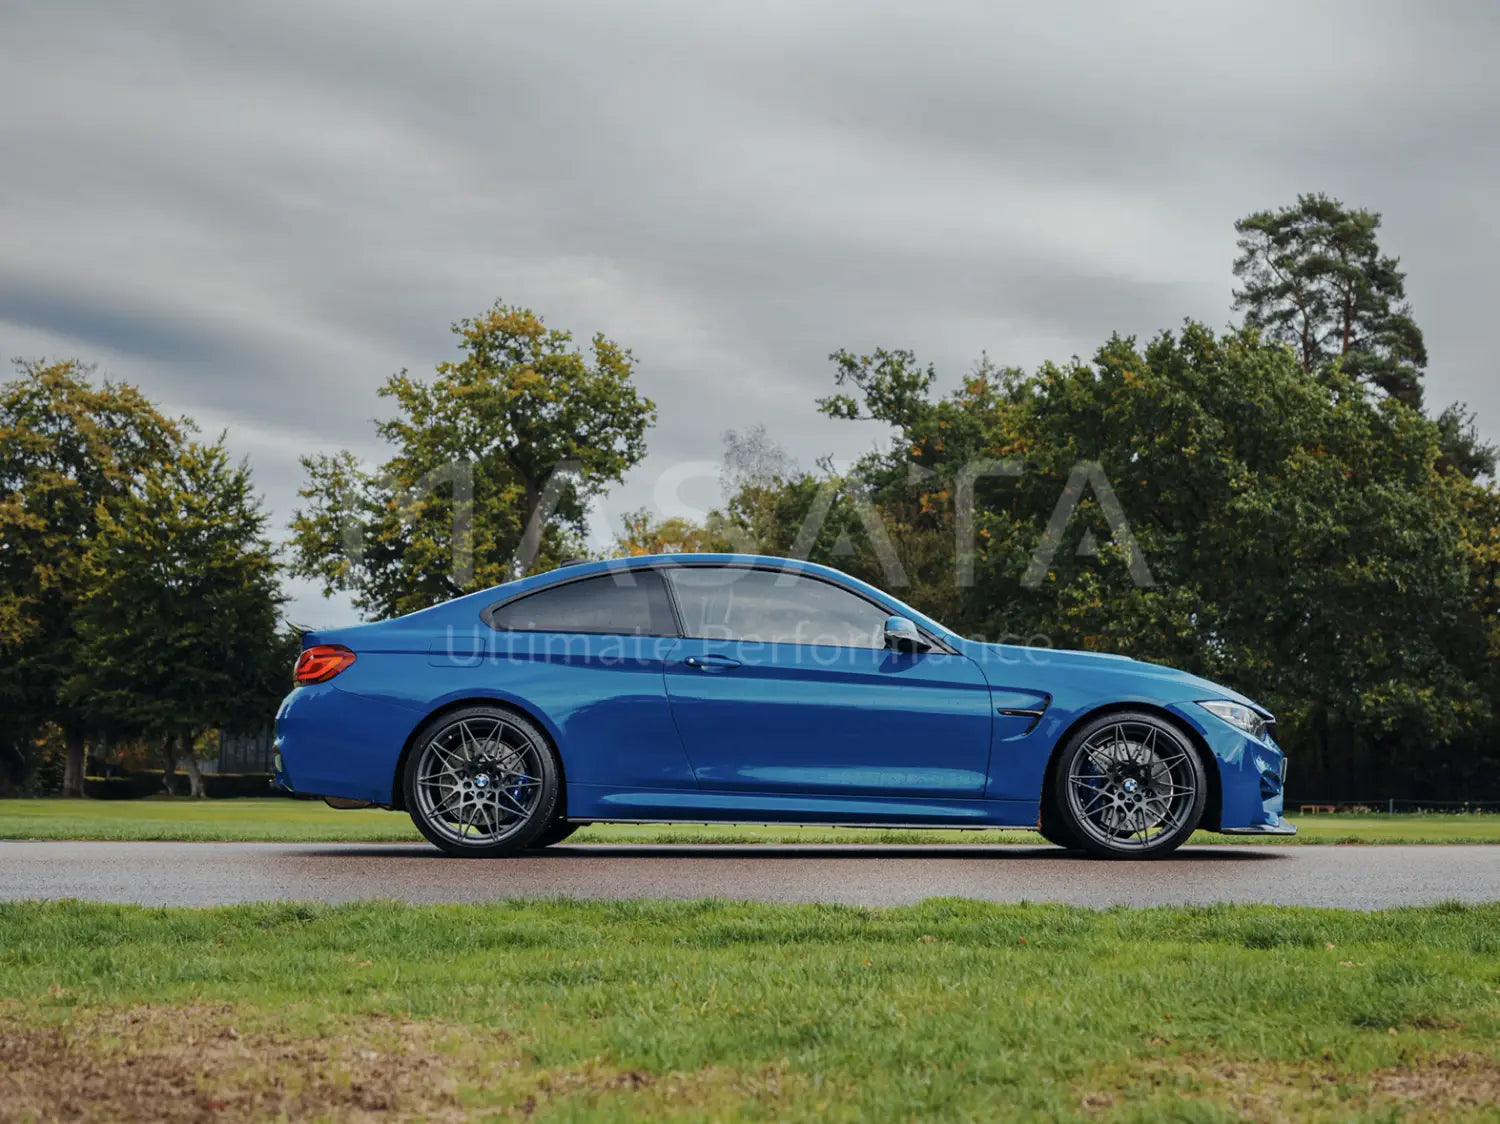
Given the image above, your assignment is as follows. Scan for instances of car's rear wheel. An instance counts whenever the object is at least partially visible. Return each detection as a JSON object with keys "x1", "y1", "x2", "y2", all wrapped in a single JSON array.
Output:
[
  {"x1": 1050, "y1": 711, "x2": 1207, "y2": 859},
  {"x1": 403, "y1": 705, "x2": 561, "y2": 857}
]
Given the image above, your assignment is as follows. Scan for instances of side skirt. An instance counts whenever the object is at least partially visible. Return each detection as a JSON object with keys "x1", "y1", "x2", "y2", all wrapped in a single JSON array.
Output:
[
  {"x1": 565, "y1": 818, "x2": 1043, "y2": 831},
  {"x1": 564, "y1": 784, "x2": 1040, "y2": 828},
  {"x1": 1218, "y1": 816, "x2": 1297, "y2": 836}
]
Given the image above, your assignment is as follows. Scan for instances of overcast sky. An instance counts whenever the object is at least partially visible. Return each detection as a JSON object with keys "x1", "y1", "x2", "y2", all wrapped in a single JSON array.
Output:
[{"x1": 3, "y1": 0, "x2": 1496, "y2": 625}]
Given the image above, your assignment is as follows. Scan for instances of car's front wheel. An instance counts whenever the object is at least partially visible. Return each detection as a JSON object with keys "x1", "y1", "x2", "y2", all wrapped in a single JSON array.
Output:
[
  {"x1": 1049, "y1": 711, "x2": 1207, "y2": 859},
  {"x1": 528, "y1": 820, "x2": 584, "y2": 849},
  {"x1": 1036, "y1": 802, "x2": 1082, "y2": 850},
  {"x1": 403, "y1": 705, "x2": 561, "y2": 857}
]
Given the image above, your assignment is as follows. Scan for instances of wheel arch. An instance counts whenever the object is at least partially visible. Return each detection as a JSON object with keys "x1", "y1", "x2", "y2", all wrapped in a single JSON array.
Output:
[
  {"x1": 1039, "y1": 701, "x2": 1222, "y2": 833},
  {"x1": 389, "y1": 695, "x2": 568, "y2": 815}
]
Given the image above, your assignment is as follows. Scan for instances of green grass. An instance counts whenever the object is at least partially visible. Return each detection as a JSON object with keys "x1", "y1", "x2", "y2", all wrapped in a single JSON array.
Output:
[
  {"x1": 0, "y1": 795, "x2": 421, "y2": 842},
  {"x1": 3, "y1": 796, "x2": 1500, "y2": 844},
  {"x1": 1, "y1": 899, "x2": 1498, "y2": 1121}
]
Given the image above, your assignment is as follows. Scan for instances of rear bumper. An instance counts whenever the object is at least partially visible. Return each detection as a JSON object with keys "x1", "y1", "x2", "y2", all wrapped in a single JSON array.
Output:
[{"x1": 274, "y1": 682, "x2": 418, "y2": 805}]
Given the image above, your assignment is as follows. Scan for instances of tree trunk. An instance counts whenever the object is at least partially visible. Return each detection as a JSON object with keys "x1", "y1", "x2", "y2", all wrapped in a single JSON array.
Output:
[
  {"x1": 1343, "y1": 723, "x2": 1370, "y2": 801},
  {"x1": 0, "y1": 740, "x2": 26, "y2": 795},
  {"x1": 180, "y1": 732, "x2": 205, "y2": 799},
  {"x1": 160, "y1": 734, "x2": 177, "y2": 795},
  {"x1": 516, "y1": 476, "x2": 543, "y2": 579},
  {"x1": 61, "y1": 726, "x2": 87, "y2": 797}
]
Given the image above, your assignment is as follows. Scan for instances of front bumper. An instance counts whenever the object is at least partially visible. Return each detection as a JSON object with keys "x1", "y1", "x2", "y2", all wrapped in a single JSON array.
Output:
[
  {"x1": 1220, "y1": 814, "x2": 1297, "y2": 836},
  {"x1": 1174, "y1": 703, "x2": 1291, "y2": 833}
]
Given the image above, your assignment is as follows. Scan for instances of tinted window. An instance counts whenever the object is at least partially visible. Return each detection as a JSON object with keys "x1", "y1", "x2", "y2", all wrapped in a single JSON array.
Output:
[
  {"x1": 666, "y1": 567, "x2": 888, "y2": 649},
  {"x1": 487, "y1": 571, "x2": 677, "y2": 636}
]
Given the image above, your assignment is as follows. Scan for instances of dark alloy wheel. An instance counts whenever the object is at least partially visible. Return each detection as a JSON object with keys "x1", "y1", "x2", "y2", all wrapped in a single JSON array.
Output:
[
  {"x1": 402, "y1": 705, "x2": 561, "y2": 857},
  {"x1": 1049, "y1": 711, "x2": 1207, "y2": 859}
]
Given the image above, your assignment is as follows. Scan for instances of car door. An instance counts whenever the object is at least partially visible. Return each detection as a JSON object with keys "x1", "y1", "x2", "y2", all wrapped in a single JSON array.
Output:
[
  {"x1": 473, "y1": 568, "x2": 696, "y2": 791},
  {"x1": 660, "y1": 565, "x2": 993, "y2": 797}
]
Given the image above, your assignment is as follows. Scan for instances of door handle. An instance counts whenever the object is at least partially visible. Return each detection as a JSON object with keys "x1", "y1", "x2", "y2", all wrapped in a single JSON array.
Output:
[{"x1": 683, "y1": 654, "x2": 742, "y2": 671}]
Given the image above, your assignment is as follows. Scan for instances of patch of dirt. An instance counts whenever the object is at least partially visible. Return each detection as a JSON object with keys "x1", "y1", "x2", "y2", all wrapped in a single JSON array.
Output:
[
  {"x1": 0, "y1": 1005, "x2": 799, "y2": 1122},
  {"x1": 1365, "y1": 1053, "x2": 1500, "y2": 1113},
  {"x1": 1078, "y1": 1051, "x2": 1500, "y2": 1122},
  {"x1": 0, "y1": 1005, "x2": 486, "y2": 1123}
]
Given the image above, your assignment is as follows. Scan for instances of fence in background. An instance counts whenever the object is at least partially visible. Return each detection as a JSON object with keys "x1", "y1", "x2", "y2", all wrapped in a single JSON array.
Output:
[
  {"x1": 1296, "y1": 799, "x2": 1500, "y2": 814},
  {"x1": 218, "y1": 726, "x2": 275, "y2": 774}
]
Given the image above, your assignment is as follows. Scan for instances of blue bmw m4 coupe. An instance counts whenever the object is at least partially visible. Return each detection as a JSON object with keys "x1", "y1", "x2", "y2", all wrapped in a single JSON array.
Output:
[{"x1": 275, "y1": 554, "x2": 1293, "y2": 858}]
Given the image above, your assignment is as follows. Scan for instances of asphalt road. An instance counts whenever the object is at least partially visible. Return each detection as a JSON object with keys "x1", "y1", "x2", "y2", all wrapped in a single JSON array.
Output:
[{"x1": 2, "y1": 841, "x2": 1499, "y2": 909}]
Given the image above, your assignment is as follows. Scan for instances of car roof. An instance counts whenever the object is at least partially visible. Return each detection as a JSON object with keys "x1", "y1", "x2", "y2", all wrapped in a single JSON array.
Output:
[
  {"x1": 552, "y1": 552, "x2": 852, "y2": 579},
  {"x1": 470, "y1": 553, "x2": 957, "y2": 640}
]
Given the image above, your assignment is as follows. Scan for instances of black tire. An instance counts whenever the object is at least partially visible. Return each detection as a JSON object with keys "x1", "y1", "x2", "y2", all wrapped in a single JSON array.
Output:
[
  {"x1": 528, "y1": 821, "x2": 584, "y2": 849},
  {"x1": 402, "y1": 704, "x2": 562, "y2": 857},
  {"x1": 1049, "y1": 710, "x2": 1207, "y2": 860},
  {"x1": 1036, "y1": 802, "x2": 1083, "y2": 850}
]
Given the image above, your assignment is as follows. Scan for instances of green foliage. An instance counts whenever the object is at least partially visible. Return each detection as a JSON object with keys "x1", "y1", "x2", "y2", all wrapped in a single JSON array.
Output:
[
  {"x1": 613, "y1": 508, "x2": 720, "y2": 556},
  {"x1": 290, "y1": 301, "x2": 656, "y2": 619},
  {"x1": 1436, "y1": 402, "x2": 1498, "y2": 480},
  {"x1": 0, "y1": 359, "x2": 183, "y2": 696},
  {"x1": 0, "y1": 725, "x2": 65, "y2": 796},
  {"x1": 1231, "y1": 194, "x2": 1493, "y2": 482},
  {"x1": 720, "y1": 325, "x2": 1500, "y2": 796},
  {"x1": 62, "y1": 438, "x2": 288, "y2": 742},
  {"x1": 0, "y1": 360, "x2": 288, "y2": 793},
  {"x1": 818, "y1": 347, "x2": 937, "y2": 425},
  {"x1": 1233, "y1": 192, "x2": 1427, "y2": 406},
  {"x1": 0, "y1": 360, "x2": 186, "y2": 790},
  {"x1": 705, "y1": 194, "x2": 1500, "y2": 795}
]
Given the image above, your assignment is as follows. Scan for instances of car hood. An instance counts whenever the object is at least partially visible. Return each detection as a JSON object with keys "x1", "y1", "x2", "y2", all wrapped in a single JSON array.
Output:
[{"x1": 970, "y1": 642, "x2": 1268, "y2": 715}]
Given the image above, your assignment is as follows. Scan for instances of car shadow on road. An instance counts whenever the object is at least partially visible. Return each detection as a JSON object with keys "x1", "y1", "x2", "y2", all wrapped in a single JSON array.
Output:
[{"x1": 296, "y1": 844, "x2": 1289, "y2": 862}]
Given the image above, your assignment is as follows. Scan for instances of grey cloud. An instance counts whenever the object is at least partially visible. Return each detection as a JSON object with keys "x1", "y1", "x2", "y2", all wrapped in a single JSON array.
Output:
[
  {"x1": 2, "y1": 0, "x2": 1496, "y2": 627},
  {"x1": 0, "y1": 278, "x2": 231, "y2": 367}
]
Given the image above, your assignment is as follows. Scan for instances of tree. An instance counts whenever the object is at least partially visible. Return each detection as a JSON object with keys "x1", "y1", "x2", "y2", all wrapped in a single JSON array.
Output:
[
  {"x1": 1233, "y1": 195, "x2": 1495, "y2": 481},
  {"x1": 723, "y1": 325, "x2": 1498, "y2": 796},
  {"x1": 1435, "y1": 403, "x2": 1498, "y2": 480},
  {"x1": 0, "y1": 359, "x2": 183, "y2": 794},
  {"x1": 1233, "y1": 193, "x2": 1427, "y2": 406},
  {"x1": 1013, "y1": 326, "x2": 1491, "y2": 792},
  {"x1": 64, "y1": 438, "x2": 287, "y2": 796},
  {"x1": 290, "y1": 301, "x2": 656, "y2": 619},
  {"x1": 613, "y1": 510, "x2": 718, "y2": 556}
]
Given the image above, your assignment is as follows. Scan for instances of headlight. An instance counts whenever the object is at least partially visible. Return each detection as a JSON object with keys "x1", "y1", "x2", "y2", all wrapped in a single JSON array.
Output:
[{"x1": 1197, "y1": 699, "x2": 1272, "y2": 740}]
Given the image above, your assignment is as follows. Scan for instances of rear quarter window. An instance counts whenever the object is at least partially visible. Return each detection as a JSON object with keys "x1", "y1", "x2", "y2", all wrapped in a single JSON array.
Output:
[{"x1": 485, "y1": 570, "x2": 677, "y2": 636}]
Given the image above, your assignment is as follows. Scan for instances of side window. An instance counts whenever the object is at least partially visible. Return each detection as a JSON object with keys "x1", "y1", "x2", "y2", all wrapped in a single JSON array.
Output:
[
  {"x1": 487, "y1": 571, "x2": 677, "y2": 636},
  {"x1": 666, "y1": 567, "x2": 888, "y2": 649}
]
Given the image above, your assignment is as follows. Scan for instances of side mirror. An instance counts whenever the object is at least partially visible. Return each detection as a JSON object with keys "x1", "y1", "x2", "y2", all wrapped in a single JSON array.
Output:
[{"x1": 883, "y1": 615, "x2": 931, "y2": 653}]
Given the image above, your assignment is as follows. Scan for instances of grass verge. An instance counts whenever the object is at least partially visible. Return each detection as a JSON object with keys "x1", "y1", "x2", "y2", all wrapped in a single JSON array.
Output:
[
  {"x1": 3, "y1": 797, "x2": 1500, "y2": 845},
  {"x1": 0, "y1": 899, "x2": 1497, "y2": 1121}
]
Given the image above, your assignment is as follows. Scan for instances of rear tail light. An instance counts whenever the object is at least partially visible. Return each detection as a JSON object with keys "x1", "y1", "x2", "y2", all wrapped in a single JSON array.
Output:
[{"x1": 294, "y1": 644, "x2": 356, "y2": 685}]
